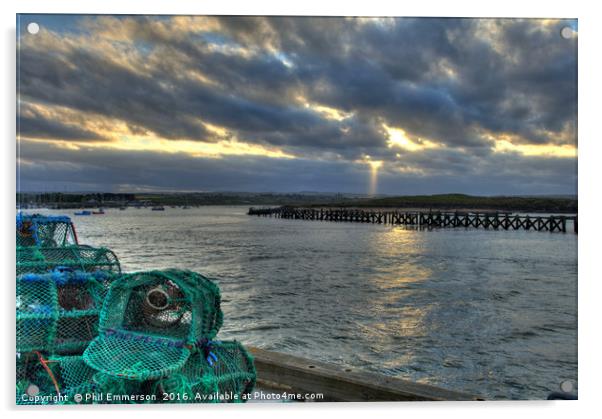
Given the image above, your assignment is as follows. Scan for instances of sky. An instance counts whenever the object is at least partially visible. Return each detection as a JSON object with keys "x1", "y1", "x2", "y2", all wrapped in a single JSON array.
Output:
[{"x1": 16, "y1": 15, "x2": 578, "y2": 195}]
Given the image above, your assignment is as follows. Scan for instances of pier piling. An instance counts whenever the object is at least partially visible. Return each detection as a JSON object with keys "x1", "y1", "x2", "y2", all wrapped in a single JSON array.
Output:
[{"x1": 248, "y1": 207, "x2": 577, "y2": 234}]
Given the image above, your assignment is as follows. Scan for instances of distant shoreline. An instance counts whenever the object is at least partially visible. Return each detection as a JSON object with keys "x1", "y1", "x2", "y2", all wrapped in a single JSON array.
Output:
[{"x1": 17, "y1": 192, "x2": 577, "y2": 214}]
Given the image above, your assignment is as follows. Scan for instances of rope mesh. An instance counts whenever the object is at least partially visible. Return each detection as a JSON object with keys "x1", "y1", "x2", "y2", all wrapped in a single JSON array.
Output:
[
  {"x1": 25, "y1": 340, "x2": 256, "y2": 404},
  {"x1": 17, "y1": 245, "x2": 121, "y2": 276},
  {"x1": 84, "y1": 333, "x2": 192, "y2": 380},
  {"x1": 16, "y1": 213, "x2": 77, "y2": 247},
  {"x1": 54, "y1": 355, "x2": 97, "y2": 390},
  {"x1": 178, "y1": 340, "x2": 256, "y2": 403},
  {"x1": 83, "y1": 269, "x2": 224, "y2": 381},
  {"x1": 17, "y1": 271, "x2": 114, "y2": 354},
  {"x1": 100, "y1": 270, "x2": 223, "y2": 341}
]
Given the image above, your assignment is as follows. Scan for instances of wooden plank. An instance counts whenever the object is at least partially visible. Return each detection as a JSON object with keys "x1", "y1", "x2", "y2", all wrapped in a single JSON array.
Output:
[{"x1": 248, "y1": 347, "x2": 483, "y2": 402}]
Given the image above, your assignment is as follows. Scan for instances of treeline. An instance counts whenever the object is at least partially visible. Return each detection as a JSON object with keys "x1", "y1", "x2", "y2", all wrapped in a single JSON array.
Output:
[
  {"x1": 18, "y1": 193, "x2": 136, "y2": 207},
  {"x1": 136, "y1": 192, "x2": 353, "y2": 206},
  {"x1": 16, "y1": 192, "x2": 578, "y2": 213},
  {"x1": 319, "y1": 194, "x2": 578, "y2": 213},
  {"x1": 16, "y1": 192, "x2": 354, "y2": 208}
]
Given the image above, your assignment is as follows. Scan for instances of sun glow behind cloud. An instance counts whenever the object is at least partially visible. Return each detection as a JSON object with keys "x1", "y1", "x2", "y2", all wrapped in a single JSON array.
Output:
[
  {"x1": 493, "y1": 139, "x2": 577, "y2": 158},
  {"x1": 18, "y1": 102, "x2": 295, "y2": 159},
  {"x1": 297, "y1": 96, "x2": 353, "y2": 121},
  {"x1": 383, "y1": 124, "x2": 440, "y2": 152},
  {"x1": 22, "y1": 135, "x2": 296, "y2": 159},
  {"x1": 482, "y1": 129, "x2": 577, "y2": 158}
]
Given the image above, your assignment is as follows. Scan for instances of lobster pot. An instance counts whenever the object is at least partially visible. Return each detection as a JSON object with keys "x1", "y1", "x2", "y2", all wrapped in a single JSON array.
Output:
[
  {"x1": 17, "y1": 245, "x2": 121, "y2": 276},
  {"x1": 103, "y1": 270, "x2": 223, "y2": 340},
  {"x1": 83, "y1": 270, "x2": 224, "y2": 381},
  {"x1": 16, "y1": 213, "x2": 78, "y2": 247},
  {"x1": 17, "y1": 271, "x2": 114, "y2": 354}
]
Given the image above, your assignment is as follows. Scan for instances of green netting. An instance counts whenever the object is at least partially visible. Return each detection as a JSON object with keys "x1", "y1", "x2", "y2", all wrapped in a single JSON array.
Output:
[
  {"x1": 83, "y1": 269, "x2": 223, "y2": 381},
  {"x1": 91, "y1": 372, "x2": 156, "y2": 404},
  {"x1": 85, "y1": 333, "x2": 192, "y2": 380},
  {"x1": 28, "y1": 341, "x2": 256, "y2": 404},
  {"x1": 166, "y1": 340, "x2": 256, "y2": 403},
  {"x1": 51, "y1": 355, "x2": 101, "y2": 403},
  {"x1": 53, "y1": 355, "x2": 97, "y2": 391},
  {"x1": 17, "y1": 245, "x2": 121, "y2": 276},
  {"x1": 17, "y1": 268, "x2": 256, "y2": 405},
  {"x1": 17, "y1": 213, "x2": 77, "y2": 247},
  {"x1": 17, "y1": 270, "x2": 114, "y2": 354}
]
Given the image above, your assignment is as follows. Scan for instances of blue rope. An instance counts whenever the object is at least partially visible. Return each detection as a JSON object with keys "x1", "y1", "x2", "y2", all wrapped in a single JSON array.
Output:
[
  {"x1": 17, "y1": 213, "x2": 72, "y2": 224},
  {"x1": 20, "y1": 270, "x2": 109, "y2": 285}
]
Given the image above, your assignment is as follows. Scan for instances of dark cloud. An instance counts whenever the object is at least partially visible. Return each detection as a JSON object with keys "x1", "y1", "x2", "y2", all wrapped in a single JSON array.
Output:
[
  {"x1": 18, "y1": 115, "x2": 106, "y2": 142},
  {"x1": 212, "y1": 17, "x2": 577, "y2": 147},
  {"x1": 16, "y1": 16, "x2": 577, "y2": 194},
  {"x1": 19, "y1": 47, "x2": 212, "y2": 142}
]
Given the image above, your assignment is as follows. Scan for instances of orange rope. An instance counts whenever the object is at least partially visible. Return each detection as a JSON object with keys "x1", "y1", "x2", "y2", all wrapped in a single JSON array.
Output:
[{"x1": 34, "y1": 351, "x2": 61, "y2": 396}]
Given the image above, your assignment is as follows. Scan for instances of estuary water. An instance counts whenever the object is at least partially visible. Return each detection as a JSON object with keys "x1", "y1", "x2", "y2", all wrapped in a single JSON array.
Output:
[{"x1": 33, "y1": 206, "x2": 577, "y2": 400}]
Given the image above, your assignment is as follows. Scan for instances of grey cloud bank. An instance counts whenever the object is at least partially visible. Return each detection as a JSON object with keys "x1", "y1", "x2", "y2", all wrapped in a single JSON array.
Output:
[{"x1": 17, "y1": 16, "x2": 577, "y2": 195}]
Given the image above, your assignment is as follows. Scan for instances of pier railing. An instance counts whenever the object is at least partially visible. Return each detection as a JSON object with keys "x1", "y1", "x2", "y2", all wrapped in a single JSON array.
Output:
[{"x1": 248, "y1": 207, "x2": 577, "y2": 234}]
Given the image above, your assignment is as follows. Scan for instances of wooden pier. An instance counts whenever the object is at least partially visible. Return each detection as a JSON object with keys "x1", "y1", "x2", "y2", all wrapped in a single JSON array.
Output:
[
  {"x1": 248, "y1": 207, "x2": 577, "y2": 234},
  {"x1": 249, "y1": 346, "x2": 483, "y2": 401}
]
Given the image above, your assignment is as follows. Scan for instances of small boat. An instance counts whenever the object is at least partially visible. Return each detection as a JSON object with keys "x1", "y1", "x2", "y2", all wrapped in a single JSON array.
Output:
[
  {"x1": 74, "y1": 211, "x2": 92, "y2": 216},
  {"x1": 92, "y1": 209, "x2": 105, "y2": 215},
  {"x1": 119, "y1": 207, "x2": 127, "y2": 211},
  {"x1": 151, "y1": 206, "x2": 165, "y2": 211}
]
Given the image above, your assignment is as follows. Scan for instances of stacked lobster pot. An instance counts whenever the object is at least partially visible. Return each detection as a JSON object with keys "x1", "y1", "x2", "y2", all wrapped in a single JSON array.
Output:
[
  {"x1": 16, "y1": 213, "x2": 121, "y2": 276},
  {"x1": 16, "y1": 214, "x2": 79, "y2": 248},
  {"x1": 16, "y1": 213, "x2": 122, "y2": 404},
  {"x1": 16, "y1": 213, "x2": 256, "y2": 405}
]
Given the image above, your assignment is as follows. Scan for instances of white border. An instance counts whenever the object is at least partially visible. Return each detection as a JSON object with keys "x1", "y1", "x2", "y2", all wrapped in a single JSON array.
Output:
[{"x1": 2, "y1": 1, "x2": 600, "y2": 418}]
